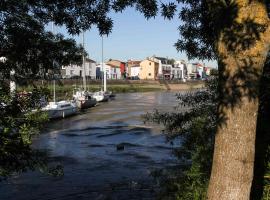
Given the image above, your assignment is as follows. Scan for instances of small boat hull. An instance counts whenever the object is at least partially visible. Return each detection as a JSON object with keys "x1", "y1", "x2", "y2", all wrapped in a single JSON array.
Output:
[
  {"x1": 76, "y1": 99, "x2": 97, "y2": 109},
  {"x1": 42, "y1": 101, "x2": 77, "y2": 119},
  {"x1": 93, "y1": 91, "x2": 110, "y2": 102},
  {"x1": 47, "y1": 107, "x2": 77, "y2": 119}
]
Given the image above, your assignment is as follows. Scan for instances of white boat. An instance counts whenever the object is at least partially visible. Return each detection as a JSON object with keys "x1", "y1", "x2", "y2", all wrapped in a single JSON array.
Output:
[
  {"x1": 93, "y1": 91, "x2": 109, "y2": 102},
  {"x1": 73, "y1": 90, "x2": 97, "y2": 109},
  {"x1": 73, "y1": 32, "x2": 99, "y2": 107},
  {"x1": 42, "y1": 101, "x2": 77, "y2": 119},
  {"x1": 41, "y1": 23, "x2": 77, "y2": 119},
  {"x1": 92, "y1": 36, "x2": 115, "y2": 102}
]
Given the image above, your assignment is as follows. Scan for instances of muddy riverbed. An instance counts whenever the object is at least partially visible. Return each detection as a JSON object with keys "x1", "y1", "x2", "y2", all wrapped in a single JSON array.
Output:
[{"x1": 0, "y1": 92, "x2": 182, "y2": 200}]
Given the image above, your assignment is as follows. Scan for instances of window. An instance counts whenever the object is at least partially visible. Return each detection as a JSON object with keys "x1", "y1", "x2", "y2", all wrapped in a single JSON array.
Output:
[
  {"x1": 149, "y1": 62, "x2": 151, "y2": 65},
  {"x1": 148, "y1": 73, "x2": 151, "y2": 76},
  {"x1": 70, "y1": 70, "x2": 74, "y2": 75}
]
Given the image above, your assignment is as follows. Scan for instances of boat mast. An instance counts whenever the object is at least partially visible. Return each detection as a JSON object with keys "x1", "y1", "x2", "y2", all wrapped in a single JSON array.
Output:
[
  {"x1": 52, "y1": 21, "x2": 56, "y2": 103},
  {"x1": 82, "y1": 32, "x2": 86, "y2": 91},
  {"x1": 102, "y1": 36, "x2": 107, "y2": 92}
]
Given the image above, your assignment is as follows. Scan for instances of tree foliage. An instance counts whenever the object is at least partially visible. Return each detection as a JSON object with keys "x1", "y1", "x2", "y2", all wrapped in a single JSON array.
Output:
[
  {"x1": 145, "y1": 53, "x2": 270, "y2": 199},
  {"x1": 0, "y1": 82, "x2": 65, "y2": 178},
  {"x1": 144, "y1": 77, "x2": 218, "y2": 199}
]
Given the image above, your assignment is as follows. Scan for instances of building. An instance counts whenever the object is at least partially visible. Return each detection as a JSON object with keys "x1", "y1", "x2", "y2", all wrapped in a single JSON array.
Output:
[
  {"x1": 62, "y1": 58, "x2": 96, "y2": 79},
  {"x1": 106, "y1": 59, "x2": 126, "y2": 78},
  {"x1": 148, "y1": 56, "x2": 174, "y2": 79},
  {"x1": 127, "y1": 60, "x2": 141, "y2": 79},
  {"x1": 139, "y1": 59, "x2": 159, "y2": 80},
  {"x1": 204, "y1": 66, "x2": 212, "y2": 76},
  {"x1": 172, "y1": 60, "x2": 187, "y2": 80},
  {"x1": 186, "y1": 63, "x2": 210, "y2": 79},
  {"x1": 96, "y1": 63, "x2": 121, "y2": 79},
  {"x1": 186, "y1": 63, "x2": 199, "y2": 79}
]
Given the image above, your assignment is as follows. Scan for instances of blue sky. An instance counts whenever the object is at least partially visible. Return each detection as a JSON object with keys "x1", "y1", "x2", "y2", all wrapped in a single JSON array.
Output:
[{"x1": 56, "y1": 6, "x2": 217, "y2": 68}]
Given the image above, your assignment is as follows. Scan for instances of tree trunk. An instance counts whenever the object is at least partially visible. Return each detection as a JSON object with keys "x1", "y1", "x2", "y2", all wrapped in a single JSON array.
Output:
[
  {"x1": 207, "y1": 1, "x2": 270, "y2": 200},
  {"x1": 250, "y1": 54, "x2": 270, "y2": 199}
]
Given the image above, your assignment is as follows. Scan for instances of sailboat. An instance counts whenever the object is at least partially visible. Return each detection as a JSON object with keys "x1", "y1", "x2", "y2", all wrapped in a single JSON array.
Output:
[
  {"x1": 92, "y1": 36, "x2": 111, "y2": 102},
  {"x1": 41, "y1": 22, "x2": 77, "y2": 119},
  {"x1": 92, "y1": 64, "x2": 109, "y2": 102},
  {"x1": 73, "y1": 32, "x2": 97, "y2": 109},
  {"x1": 73, "y1": 88, "x2": 97, "y2": 109},
  {"x1": 42, "y1": 80, "x2": 77, "y2": 119}
]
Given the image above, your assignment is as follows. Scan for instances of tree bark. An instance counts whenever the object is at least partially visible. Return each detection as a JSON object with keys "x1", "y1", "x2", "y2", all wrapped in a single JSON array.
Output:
[
  {"x1": 207, "y1": 1, "x2": 270, "y2": 200},
  {"x1": 250, "y1": 55, "x2": 270, "y2": 199}
]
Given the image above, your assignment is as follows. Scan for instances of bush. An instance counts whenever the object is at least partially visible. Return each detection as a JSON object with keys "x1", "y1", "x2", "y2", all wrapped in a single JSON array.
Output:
[{"x1": 144, "y1": 77, "x2": 218, "y2": 199}]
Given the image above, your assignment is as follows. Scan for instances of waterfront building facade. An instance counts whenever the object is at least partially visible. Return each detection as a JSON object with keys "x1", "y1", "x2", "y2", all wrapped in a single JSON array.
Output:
[
  {"x1": 62, "y1": 58, "x2": 96, "y2": 79},
  {"x1": 139, "y1": 59, "x2": 159, "y2": 80},
  {"x1": 127, "y1": 60, "x2": 141, "y2": 79},
  {"x1": 96, "y1": 63, "x2": 121, "y2": 79}
]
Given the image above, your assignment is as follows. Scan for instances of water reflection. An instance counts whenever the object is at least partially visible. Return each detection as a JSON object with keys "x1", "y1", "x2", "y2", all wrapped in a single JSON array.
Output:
[{"x1": 0, "y1": 92, "x2": 180, "y2": 200}]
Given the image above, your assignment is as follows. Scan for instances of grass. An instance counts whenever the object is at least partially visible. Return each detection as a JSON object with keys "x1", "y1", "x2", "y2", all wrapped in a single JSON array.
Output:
[
  {"x1": 17, "y1": 80, "x2": 204, "y2": 101},
  {"x1": 18, "y1": 83, "x2": 164, "y2": 101}
]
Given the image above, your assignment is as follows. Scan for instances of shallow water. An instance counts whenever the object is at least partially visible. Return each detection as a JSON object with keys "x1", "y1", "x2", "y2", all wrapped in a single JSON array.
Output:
[{"x1": 0, "y1": 92, "x2": 181, "y2": 200}]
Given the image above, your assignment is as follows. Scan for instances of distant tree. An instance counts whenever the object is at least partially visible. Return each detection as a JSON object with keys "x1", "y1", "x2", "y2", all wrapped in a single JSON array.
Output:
[{"x1": 168, "y1": 58, "x2": 175, "y2": 65}]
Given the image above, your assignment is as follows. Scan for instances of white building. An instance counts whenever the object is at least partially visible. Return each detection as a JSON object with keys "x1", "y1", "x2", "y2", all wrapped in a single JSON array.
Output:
[
  {"x1": 130, "y1": 66, "x2": 140, "y2": 78},
  {"x1": 96, "y1": 63, "x2": 121, "y2": 80},
  {"x1": 62, "y1": 58, "x2": 97, "y2": 79},
  {"x1": 186, "y1": 62, "x2": 214, "y2": 79},
  {"x1": 172, "y1": 60, "x2": 187, "y2": 80},
  {"x1": 127, "y1": 60, "x2": 141, "y2": 79},
  {"x1": 186, "y1": 63, "x2": 196, "y2": 79}
]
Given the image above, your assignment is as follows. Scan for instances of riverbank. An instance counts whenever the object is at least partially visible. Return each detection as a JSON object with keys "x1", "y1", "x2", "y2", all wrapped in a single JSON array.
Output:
[{"x1": 18, "y1": 80, "x2": 205, "y2": 100}]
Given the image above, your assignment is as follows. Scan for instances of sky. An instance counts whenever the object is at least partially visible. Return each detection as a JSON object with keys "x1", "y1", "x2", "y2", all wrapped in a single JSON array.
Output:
[{"x1": 55, "y1": 6, "x2": 217, "y2": 68}]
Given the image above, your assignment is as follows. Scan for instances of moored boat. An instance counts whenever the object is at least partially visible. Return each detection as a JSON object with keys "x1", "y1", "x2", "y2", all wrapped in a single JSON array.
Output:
[
  {"x1": 73, "y1": 90, "x2": 97, "y2": 109},
  {"x1": 93, "y1": 91, "x2": 109, "y2": 102},
  {"x1": 42, "y1": 101, "x2": 77, "y2": 119}
]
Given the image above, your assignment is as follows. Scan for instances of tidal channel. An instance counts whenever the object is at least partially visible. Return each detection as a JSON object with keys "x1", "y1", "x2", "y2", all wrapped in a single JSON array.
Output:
[{"x1": 0, "y1": 91, "x2": 181, "y2": 200}]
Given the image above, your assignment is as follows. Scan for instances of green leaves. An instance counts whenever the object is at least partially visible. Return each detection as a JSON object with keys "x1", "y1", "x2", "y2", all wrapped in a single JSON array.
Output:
[
  {"x1": 161, "y1": 2, "x2": 177, "y2": 20},
  {"x1": 145, "y1": 78, "x2": 218, "y2": 199},
  {"x1": 0, "y1": 84, "x2": 50, "y2": 179}
]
